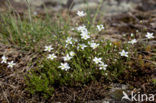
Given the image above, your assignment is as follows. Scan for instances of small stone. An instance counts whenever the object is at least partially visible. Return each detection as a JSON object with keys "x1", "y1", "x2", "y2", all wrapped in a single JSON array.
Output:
[
  {"x1": 110, "y1": 89, "x2": 124, "y2": 101},
  {"x1": 72, "y1": 2, "x2": 98, "y2": 11},
  {"x1": 51, "y1": 0, "x2": 67, "y2": 5}
]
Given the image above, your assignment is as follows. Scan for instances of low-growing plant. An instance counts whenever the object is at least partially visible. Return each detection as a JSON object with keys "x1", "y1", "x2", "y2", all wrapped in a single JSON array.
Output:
[{"x1": 25, "y1": 10, "x2": 154, "y2": 98}]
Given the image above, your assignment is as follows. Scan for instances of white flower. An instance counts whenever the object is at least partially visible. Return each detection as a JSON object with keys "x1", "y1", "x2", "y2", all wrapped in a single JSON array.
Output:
[
  {"x1": 58, "y1": 63, "x2": 70, "y2": 71},
  {"x1": 90, "y1": 42, "x2": 99, "y2": 49},
  {"x1": 77, "y1": 25, "x2": 86, "y2": 31},
  {"x1": 7, "y1": 61, "x2": 16, "y2": 68},
  {"x1": 63, "y1": 54, "x2": 72, "y2": 61},
  {"x1": 145, "y1": 32, "x2": 154, "y2": 39},
  {"x1": 66, "y1": 37, "x2": 73, "y2": 45},
  {"x1": 69, "y1": 51, "x2": 75, "y2": 57},
  {"x1": 44, "y1": 45, "x2": 53, "y2": 52},
  {"x1": 128, "y1": 39, "x2": 137, "y2": 44},
  {"x1": 80, "y1": 28, "x2": 90, "y2": 40},
  {"x1": 47, "y1": 53, "x2": 57, "y2": 60},
  {"x1": 99, "y1": 62, "x2": 108, "y2": 70},
  {"x1": 1, "y1": 55, "x2": 8, "y2": 63},
  {"x1": 131, "y1": 33, "x2": 134, "y2": 37},
  {"x1": 119, "y1": 50, "x2": 128, "y2": 57},
  {"x1": 81, "y1": 33, "x2": 90, "y2": 40},
  {"x1": 93, "y1": 57, "x2": 102, "y2": 64},
  {"x1": 97, "y1": 24, "x2": 104, "y2": 31},
  {"x1": 79, "y1": 44, "x2": 87, "y2": 50},
  {"x1": 33, "y1": 11, "x2": 38, "y2": 15},
  {"x1": 77, "y1": 25, "x2": 88, "y2": 33},
  {"x1": 81, "y1": 29, "x2": 89, "y2": 34},
  {"x1": 77, "y1": 10, "x2": 86, "y2": 17}
]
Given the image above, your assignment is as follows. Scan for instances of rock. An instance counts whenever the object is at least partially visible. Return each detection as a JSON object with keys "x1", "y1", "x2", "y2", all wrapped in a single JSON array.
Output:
[
  {"x1": 108, "y1": 83, "x2": 130, "y2": 101},
  {"x1": 101, "y1": 0, "x2": 137, "y2": 15},
  {"x1": 52, "y1": 0, "x2": 67, "y2": 5},
  {"x1": 14, "y1": 0, "x2": 67, "y2": 7},
  {"x1": 110, "y1": 89, "x2": 124, "y2": 101},
  {"x1": 73, "y1": 0, "x2": 101, "y2": 4},
  {"x1": 72, "y1": 2, "x2": 98, "y2": 11},
  {"x1": 29, "y1": 0, "x2": 43, "y2": 6},
  {"x1": 151, "y1": 22, "x2": 156, "y2": 29}
]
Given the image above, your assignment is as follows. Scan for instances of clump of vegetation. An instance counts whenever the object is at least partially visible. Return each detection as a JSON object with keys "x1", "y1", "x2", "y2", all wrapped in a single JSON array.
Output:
[{"x1": 21, "y1": 11, "x2": 154, "y2": 98}]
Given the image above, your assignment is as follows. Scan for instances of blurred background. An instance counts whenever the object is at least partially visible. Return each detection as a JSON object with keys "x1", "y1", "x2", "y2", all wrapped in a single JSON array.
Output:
[{"x1": 0, "y1": 0, "x2": 156, "y2": 15}]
